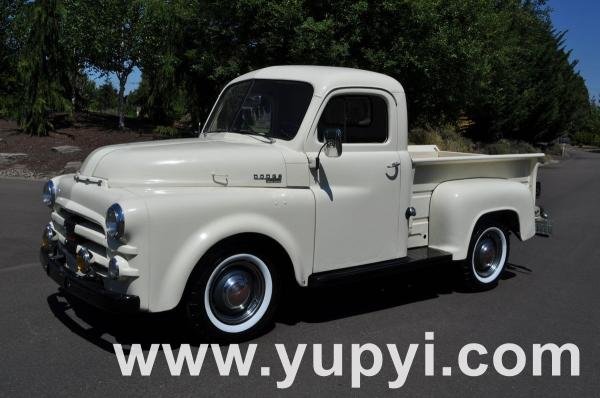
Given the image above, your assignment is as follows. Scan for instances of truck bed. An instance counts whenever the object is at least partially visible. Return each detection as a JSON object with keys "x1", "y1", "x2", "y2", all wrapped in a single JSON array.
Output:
[{"x1": 406, "y1": 145, "x2": 545, "y2": 248}]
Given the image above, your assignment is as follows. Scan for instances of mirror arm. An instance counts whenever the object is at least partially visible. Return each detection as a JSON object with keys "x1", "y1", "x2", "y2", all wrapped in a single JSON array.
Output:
[{"x1": 314, "y1": 141, "x2": 328, "y2": 171}]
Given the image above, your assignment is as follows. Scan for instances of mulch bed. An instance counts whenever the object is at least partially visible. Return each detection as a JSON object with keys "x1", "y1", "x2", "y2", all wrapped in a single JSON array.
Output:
[{"x1": 0, "y1": 113, "x2": 157, "y2": 179}]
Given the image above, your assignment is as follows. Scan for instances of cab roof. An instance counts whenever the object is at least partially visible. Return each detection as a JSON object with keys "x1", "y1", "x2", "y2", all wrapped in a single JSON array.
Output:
[{"x1": 229, "y1": 65, "x2": 404, "y2": 97}]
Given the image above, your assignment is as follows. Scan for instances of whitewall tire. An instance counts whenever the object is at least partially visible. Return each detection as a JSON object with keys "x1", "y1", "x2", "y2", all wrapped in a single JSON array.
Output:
[
  {"x1": 460, "y1": 221, "x2": 510, "y2": 290},
  {"x1": 184, "y1": 245, "x2": 280, "y2": 342},
  {"x1": 204, "y1": 254, "x2": 273, "y2": 334}
]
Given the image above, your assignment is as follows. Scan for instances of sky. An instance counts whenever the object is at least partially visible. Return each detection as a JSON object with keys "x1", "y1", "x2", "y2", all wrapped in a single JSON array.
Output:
[
  {"x1": 550, "y1": 0, "x2": 600, "y2": 99},
  {"x1": 91, "y1": 0, "x2": 599, "y2": 98},
  {"x1": 87, "y1": 67, "x2": 141, "y2": 95}
]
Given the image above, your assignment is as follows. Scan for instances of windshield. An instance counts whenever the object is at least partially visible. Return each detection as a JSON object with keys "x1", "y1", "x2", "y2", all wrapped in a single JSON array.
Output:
[{"x1": 204, "y1": 79, "x2": 314, "y2": 141}]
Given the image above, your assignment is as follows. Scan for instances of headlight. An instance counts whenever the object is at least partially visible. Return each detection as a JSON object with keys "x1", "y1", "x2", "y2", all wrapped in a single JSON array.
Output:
[
  {"x1": 105, "y1": 203, "x2": 125, "y2": 240},
  {"x1": 42, "y1": 180, "x2": 56, "y2": 208}
]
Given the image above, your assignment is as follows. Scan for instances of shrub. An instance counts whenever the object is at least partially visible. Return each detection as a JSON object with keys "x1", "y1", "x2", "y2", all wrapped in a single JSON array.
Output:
[
  {"x1": 545, "y1": 143, "x2": 566, "y2": 156},
  {"x1": 409, "y1": 128, "x2": 445, "y2": 147},
  {"x1": 153, "y1": 125, "x2": 180, "y2": 138},
  {"x1": 482, "y1": 139, "x2": 537, "y2": 154},
  {"x1": 437, "y1": 126, "x2": 474, "y2": 153},
  {"x1": 409, "y1": 126, "x2": 474, "y2": 152},
  {"x1": 573, "y1": 131, "x2": 600, "y2": 147}
]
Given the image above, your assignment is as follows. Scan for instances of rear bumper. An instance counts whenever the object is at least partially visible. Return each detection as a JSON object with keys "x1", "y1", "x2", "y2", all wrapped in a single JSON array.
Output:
[
  {"x1": 535, "y1": 207, "x2": 552, "y2": 237},
  {"x1": 40, "y1": 248, "x2": 140, "y2": 313}
]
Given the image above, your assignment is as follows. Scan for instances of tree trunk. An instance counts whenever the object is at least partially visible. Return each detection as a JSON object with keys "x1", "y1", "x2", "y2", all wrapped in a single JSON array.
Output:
[{"x1": 117, "y1": 76, "x2": 126, "y2": 130}]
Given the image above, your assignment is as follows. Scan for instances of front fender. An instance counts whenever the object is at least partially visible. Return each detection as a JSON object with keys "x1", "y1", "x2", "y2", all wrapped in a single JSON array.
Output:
[
  {"x1": 138, "y1": 187, "x2": 315, "y2": 312},
  {"x1": 428, "y1": 178, "x2": 535, "y2": 260}
]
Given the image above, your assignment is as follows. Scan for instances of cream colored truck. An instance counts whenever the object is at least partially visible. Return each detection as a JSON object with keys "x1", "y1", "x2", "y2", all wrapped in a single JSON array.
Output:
[{"x1": 39, "y1": 66, "x2": 551, "y2": 340}]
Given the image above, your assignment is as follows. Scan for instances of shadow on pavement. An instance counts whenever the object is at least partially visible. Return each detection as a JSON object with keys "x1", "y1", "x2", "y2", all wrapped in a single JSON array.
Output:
[
  {"x1": 47, "y1": 292, "x2": 194, "y2": 351},
  {"x1": 47, "y1": 262, "x2": 522, "y2": 353},
  {"x1": 278, "y1": 264, "x2": 517, "y2": 325}
]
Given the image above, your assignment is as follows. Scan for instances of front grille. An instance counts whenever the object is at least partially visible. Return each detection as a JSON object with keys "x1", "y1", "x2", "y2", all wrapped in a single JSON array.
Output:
[
  {"x1": 57, "y1": 208, "x2": 105, "y2": 235},
  {"x1": 53, "y1": 206, "x2": 110, "y2": 270}
]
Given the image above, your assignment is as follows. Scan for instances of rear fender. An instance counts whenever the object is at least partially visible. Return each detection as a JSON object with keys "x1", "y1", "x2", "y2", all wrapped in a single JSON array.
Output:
[{"x1": 428, "y1": 179, "x2": 535, "y2": 260}]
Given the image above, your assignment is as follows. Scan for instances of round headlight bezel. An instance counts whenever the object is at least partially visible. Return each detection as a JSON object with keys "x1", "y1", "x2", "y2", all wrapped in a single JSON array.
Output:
[
  {"x1": 42, "y1": 180, "x2": 56, "y2": 208},
  {"x1": 105, "y1": 203, "x2": 125, "y2": 240}
]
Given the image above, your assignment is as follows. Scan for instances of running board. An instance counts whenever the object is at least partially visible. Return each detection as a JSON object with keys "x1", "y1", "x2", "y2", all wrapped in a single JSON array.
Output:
[{"x1": 307, "y1": 247, "x2": 453, "y2": 287}]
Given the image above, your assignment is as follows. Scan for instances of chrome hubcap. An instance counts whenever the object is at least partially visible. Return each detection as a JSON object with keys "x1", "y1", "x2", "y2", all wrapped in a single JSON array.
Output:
[
  {"x1": 474, "y1": 231, "x2": 503, "y2": 277},
  {"x1": 209, "y1": 261, "x2": 265, "y2": 325}
]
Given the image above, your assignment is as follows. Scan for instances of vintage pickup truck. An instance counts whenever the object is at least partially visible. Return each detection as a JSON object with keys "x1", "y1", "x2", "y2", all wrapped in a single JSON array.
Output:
[{"x1": 40, "y1": 66, "x2": 551, "y2": 340}]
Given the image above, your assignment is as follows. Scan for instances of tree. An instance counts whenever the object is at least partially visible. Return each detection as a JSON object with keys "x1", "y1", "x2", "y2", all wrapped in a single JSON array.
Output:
[
  {"x1": 135, "y1": 0, "x2": 189, "y2": 124},
  {"x1": 170, "y1": 0, "x2": 593, "y2": 142},
  {"x1": 10, "y1": 0, "x2": 590, "y2": 142},
  {"x1": 17, "y1": 0, "x2": 72, "y2": 136},
  {"x1": 67, "y1": 0, "x2": 151, "y2": 129},
  {"x1": 91, "y1": 80, "x2": 119, "y2": 111},
  {"x1": 0, "y1": 0, "x2": 26, "y2": 116},
  {"x1": 174, "y1": 0, "x2": 311, "y2": 123},
  {"x1": 463, "y1": 1, "x2": 591, "y2": 142}
]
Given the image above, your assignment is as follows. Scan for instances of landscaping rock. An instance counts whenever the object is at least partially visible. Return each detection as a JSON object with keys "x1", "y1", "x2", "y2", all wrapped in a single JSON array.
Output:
[
  {"x1": 0, "y1": 152, "x2": 27, "y2": 165},
  {"x1": 61, "y1": 161, "x2": 82, "y2": 173},
  {"x1": 0, "y1": 164, "x2": 37, "y2": 179},
  {"x1": 52, "y1": 145, "x2": 81, "y2": 154}
]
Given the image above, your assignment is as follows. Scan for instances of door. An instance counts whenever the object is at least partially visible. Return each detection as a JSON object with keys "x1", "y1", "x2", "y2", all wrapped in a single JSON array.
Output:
[{"x1": 308, "y1": 89, "x2": 405, "y2": 273}]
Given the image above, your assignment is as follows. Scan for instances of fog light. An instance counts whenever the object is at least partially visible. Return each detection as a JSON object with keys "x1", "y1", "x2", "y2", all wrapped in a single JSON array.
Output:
[
  {"x1": 41, "y1": 224, "x2": 56, "y2": 250},
  {"x1": 76, "y1": 248, "x2": 93, "y2": 274},
  {"x1": 108, "y1": 257, "x2": 119, "y2": 279}
]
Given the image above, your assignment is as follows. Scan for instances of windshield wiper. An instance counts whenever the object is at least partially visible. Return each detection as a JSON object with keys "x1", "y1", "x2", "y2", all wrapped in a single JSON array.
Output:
[
  {"x1": 230, "y1": 129, "x2": 275, "y2": 144},
  {"x1": 203, "y1": 127, "x2": 274, "y2": 143}
]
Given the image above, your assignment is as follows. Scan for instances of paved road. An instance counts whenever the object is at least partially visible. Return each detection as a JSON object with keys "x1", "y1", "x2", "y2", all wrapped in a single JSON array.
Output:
[{"x1": 1, "y1": 150, "x2": 599, "y2": 397}]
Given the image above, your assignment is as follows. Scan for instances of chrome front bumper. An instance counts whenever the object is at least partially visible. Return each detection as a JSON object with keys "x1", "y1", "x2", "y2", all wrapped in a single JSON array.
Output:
[{"x1": 40, "y1": 247, "x2": 140, "y2": 313}]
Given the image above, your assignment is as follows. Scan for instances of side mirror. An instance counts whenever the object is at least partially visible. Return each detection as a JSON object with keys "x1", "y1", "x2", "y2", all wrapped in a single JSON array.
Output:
[{"x1": 323, "y1": 128, "x2": 343, "y2": 158}]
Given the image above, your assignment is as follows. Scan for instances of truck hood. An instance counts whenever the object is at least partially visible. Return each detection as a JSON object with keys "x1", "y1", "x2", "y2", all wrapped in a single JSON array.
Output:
[{"x1": 78, "y1": 134, "x2": 307, "y2": 188}]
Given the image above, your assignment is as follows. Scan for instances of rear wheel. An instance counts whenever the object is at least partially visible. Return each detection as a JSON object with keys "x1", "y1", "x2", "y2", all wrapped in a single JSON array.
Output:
[
  {"x1": 184, "y1": 246, "x2": 280, "y2": 342},
  {"x1": 460, "y1": 221, "x2": 510, "y2": 290}
]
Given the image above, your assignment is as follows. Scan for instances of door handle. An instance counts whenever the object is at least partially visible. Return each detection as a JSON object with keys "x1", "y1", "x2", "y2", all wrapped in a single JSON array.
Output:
[{"x1": 387, "y1": 161, "x2": 401, "y2": 169}]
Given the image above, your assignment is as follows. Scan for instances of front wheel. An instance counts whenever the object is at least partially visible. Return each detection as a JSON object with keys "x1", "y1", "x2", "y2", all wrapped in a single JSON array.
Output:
[
  {"x1": 460, "y1": 222, "x2": 510, "y2": 290},
  {"x1": 184, "y1": 247, "x2": 280, "y2": 342}
]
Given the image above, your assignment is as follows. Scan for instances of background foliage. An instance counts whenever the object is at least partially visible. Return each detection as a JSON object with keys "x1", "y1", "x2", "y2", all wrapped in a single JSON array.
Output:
[{"x1": 1, "y1": 0, "x2": 598, "y2": 142}]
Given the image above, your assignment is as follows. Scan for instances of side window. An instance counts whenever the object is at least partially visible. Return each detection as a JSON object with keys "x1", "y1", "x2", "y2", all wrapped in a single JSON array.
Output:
[{"x1": 317, "y1": 95, "x2": 388, "y2": 143}]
